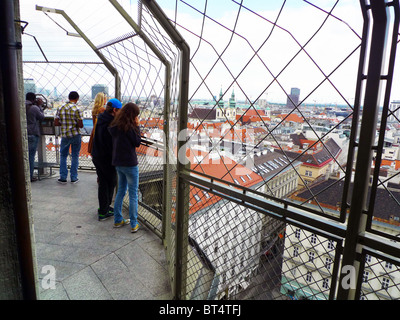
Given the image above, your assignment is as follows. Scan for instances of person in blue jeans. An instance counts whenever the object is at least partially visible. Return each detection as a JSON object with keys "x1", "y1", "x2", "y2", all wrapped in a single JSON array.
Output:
[
  {"x1": 108, "y1": 102, "x2": 141, "y2": 233},
  {"x1": 59, "y1": 134, "x2": 82, "y2": 183},
  {"x1": 25, "y1": 92, "x2": 45, "y2": 182},
  {"x1": 54, "y1": 91, "x2": 83, "y2": 184}
]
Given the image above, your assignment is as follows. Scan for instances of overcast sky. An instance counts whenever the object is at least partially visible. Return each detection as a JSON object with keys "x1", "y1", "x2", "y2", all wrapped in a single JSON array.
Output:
[{"x1": 20, "y1": 0, "x2": 400, "y2": 105}]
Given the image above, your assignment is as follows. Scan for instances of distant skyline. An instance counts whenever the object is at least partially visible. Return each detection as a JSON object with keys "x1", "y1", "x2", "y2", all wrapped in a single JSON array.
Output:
[{"x1": 20, "y1": 0, "x2": 400, "y2": 105}]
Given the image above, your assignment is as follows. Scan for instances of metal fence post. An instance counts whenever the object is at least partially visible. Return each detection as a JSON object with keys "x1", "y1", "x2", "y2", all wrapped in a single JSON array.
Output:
[
  {"x1": 162, "y1": 63, "x2": 172, "y2": 243},
  {"x1": 0, "y1": 0, "x2": 37, "y2": 299},
  {"x1": 142, "y1": 0, "x2": 191, "y2": 300},
  {"x1": 108, "y1": 0, "x2": 174, "y2": 263},
  {"x1": 337, "y1": 0, "x2": 391, "y2": 300}
]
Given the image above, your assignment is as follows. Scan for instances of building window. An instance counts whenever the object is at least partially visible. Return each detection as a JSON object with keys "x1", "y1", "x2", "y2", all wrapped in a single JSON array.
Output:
[
  {"x1": 293, "y1": 246, "x2": 299, "y2": 257},
  {"x1": 362, "y1": 271, "x2": 369, "y2": 283},
  {"x1": 365, "y1": 254, "x2": 372, "y2": 263},
  {"x1": 310, "y1": 234, "x2": 317, "y2": 244},
  {"x1": 308, "y1": 251, "x2": 315, "y2": 263},
  {"x1": 240, "y1": 176, "x2": 246, "y2": 182},
  {"x1": 202, "y1": 190, "x2": 211, "y2": 199},
  {"x1": 193, "y1": 194, "x2": 201, "y2": 202},
  {"x1": 325, "y1": 257, "x2": 332, "y2": 270},
  {"x1": 295, "y1": 228, "x2": 301, "y2": 239},
  {"x1": 322, "y1": 278, "x2": 329, "y2": 289},
  {"x1": 233, "y1": 229, "x2": 238, "y2": 239},
  {"x1": 381, "y1": 277, "x2": 390, "y2": 290},
  {"x1": 305, "y1": 170, "x2": 312, "y2": 177},
  {"x1": 385, "y1": 261, "x2": 393, "y2": 269},
  {"x1": 234, "y1": 179, "x2": 240, "y2": 185},
  {"x1": 306, "y1": 271, "x2": 312, "y2": 282},
  {"x1": 327, "y1": 240, "x2": 335, "y2": 250}
]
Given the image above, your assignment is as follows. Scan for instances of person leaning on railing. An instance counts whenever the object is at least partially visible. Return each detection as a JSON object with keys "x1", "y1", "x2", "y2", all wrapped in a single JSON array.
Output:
[
  {"x1": 108, "y1": 102, "x2": 142, "y2": 233},
  {"x1": 91, "y1": 98, "x2": 122, "y2": 221},
  {"x1": 54, "y1": 91, "x2": 83, "y2": 184}
]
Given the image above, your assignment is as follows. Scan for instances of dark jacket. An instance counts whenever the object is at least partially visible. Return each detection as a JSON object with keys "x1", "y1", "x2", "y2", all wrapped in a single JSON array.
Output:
[
  {"x1": 26, "y1": 100, "x2": 44, "y2": 136},
  {"x1": 91, "y1": 111, "x2": 114, "y2": 164},
  {"x1": 108, "y1": 125, "x2": 141, "y2": 167}
]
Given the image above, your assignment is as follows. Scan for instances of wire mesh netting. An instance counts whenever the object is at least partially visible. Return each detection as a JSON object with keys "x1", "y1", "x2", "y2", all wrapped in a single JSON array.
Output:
[
  {"x1": 158, "y1": 0, "x2": 400, "y2": 300},
  {"x1": 20, "y1": 0, "x2": 400, "y2": 300},
  {"x1": 167, "y1": 0, "x2": 360, "y2": 218},
  {"x1": 23, "y1": 61, "x2": 116, "y2": 168},
  {"x1": 281, "y1": 224, "x2": 342, "y2": 300},
  {"x1": 360, "y1": 250, "x2": 400, "y2": 300}
]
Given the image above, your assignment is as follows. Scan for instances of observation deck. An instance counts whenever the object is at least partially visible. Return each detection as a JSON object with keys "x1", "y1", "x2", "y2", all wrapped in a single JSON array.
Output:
[{"x1": 31, "y1": 170, "x2": 172, "y2": 300}]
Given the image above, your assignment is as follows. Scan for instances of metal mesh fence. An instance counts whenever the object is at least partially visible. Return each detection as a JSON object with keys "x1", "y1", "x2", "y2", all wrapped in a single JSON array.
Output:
[
  {"x1": 280, "y1": 224, "x2": 342, "y2": 300},
  {"x1": 359, "y1": 250, "x2": 400, "y2": 300},
  {"x1": 23, "y1": 61, "x2": 116, "y2": 169},
  {"x1": 171, "y1": 0, "x2": 360, "y2": 221},
  {"x1": 163, "y1": 0, "x2": 400, "y2": 300},
  {"x1": 23, "y1": 61, "x2": 116, "y2": 102},
  {"x1": 183, "y1": 171, "x2": 345, "y2": 300}
]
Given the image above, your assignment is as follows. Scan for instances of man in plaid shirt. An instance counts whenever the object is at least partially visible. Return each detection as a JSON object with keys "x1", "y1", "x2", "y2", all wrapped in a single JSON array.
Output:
[{"x1": 54, "y1": 91, "x2": 83, "y2": 184}]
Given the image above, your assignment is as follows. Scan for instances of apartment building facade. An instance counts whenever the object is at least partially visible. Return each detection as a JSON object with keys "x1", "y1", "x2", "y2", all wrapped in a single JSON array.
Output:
[
  {"x1": 282, "y1": 179, "x2": 400, "y2": 300},
  {"x1": 188, "y1": 158, "x2": 264, "y2": 299}
]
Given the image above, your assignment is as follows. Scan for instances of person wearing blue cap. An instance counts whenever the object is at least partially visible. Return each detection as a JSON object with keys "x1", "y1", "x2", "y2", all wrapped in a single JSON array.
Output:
[{"x1": 91, "y1": 98, "x2": 122, "y2": 221}]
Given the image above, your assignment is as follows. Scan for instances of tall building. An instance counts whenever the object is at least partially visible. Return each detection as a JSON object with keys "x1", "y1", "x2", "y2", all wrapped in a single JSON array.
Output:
[
  {"x1": 91, "y1": 84, "x2": 108, "y2": 99},
  {"x1": 24, "y1": 78, "x2": 36, "y2": 97},
  {"x1": 286, "y1": 87, "x2": 300, "y2": 108},
  {"x1": 282, "y1": 178, "x2": 400, "y2": 300},
  {"x1": 53, "y1": 87, "x2": 59, "y2": 100},
  {"x1": 188, "y1": 157, "x2": 264, "y2": 299}
]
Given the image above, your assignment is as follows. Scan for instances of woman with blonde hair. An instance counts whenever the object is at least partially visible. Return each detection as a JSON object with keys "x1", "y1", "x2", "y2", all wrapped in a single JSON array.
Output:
[
  {"x1": 108, "y1": 102, "x2": 141, "y2": 232},
  {"x1": 88, "y1": 92, "x2": 106, "y2": 154},
  {"x1": 92, "y1": 92, "x2": 106, "y2": 122}
]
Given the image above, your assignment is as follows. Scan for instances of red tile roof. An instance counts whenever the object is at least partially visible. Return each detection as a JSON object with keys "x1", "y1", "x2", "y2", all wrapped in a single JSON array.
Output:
[{"x1": 276, "y1": 113, "x2": 304, "y2": 123}]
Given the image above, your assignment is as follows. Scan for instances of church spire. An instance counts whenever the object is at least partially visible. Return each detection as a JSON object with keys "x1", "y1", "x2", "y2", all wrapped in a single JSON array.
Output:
[
  {"x1": 229, "y1": 87, "x2": 236, "y2": 108},
  {"x1": 218, "y1": 86, "x2": 224, "y2": 108}
]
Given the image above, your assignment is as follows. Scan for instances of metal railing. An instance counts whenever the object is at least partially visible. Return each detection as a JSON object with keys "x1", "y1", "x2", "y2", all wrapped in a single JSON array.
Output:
[
  {"x1": 22, "y1": 0, "x2": 400, "y2": 300},
  {"x1": 34, "y1": 132, "x2": 166, "y2": 234}
]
